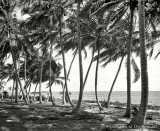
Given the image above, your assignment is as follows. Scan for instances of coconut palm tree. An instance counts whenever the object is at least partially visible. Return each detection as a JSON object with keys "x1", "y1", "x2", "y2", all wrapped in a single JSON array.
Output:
[
  {"x1": 129, "y1": 0, "x2": 149, "y2": 126},
  {"x1": 0, "y1": 0, "x2": 32, "y2": 104},
  {"x1": 73, "y1": 0, "x2": 84, "y2": 112}
]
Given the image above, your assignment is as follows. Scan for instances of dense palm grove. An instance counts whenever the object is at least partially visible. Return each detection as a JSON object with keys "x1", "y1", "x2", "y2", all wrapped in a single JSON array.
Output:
[{"x1": 0, "y1": 0, "x2": 160, "y2": 128}]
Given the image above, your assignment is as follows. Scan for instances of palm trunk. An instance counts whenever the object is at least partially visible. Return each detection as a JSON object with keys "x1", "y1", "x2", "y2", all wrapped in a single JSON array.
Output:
[
  {"x1": 49, "y1": 39, "x2": 57, "y2": 106},
  {"x1": 39, "y1": 60, "x2": 43, "y2": 104},
  {"x1": 59, "y1": 15, "x2": 74, "y2": 108},
  {"x1": 11, "y1": 80, "x2": 15, "y2": 101},
  {"x1": 129, "y1": 0, "x2": 149, "y2": 126},
  {"x1": 95, "y1": 48, "x2": 103, "y2": 110},
  {"x1": 62, "y1": 49, "x2": 77, "y2": 104},
  {"x1": 83, "y1": 50, "x2": 94, "y2": 89},
  {"x1": 124, "y1": 6, "x2": 134, "y2": 118},
  {"x1": 11, "y1": 52, "x2": 28, "y2": 104},
  {"x1": 24, "y1": 55, "x2": 28, "y2": 100},
  {"x1": 27, "y1": 83, "x2": 31, "y2": 96},
  {"x1": 15, "y1": 68, "x2": 19, "y2": 103},
  {"x1": 17, "y1": 78, "x2": 28, "y2": 104},
  {"x1": 33, "y1": 83, "x2": 38, "y2": 102},
  {"x1": 106, "y1": 56, "x2": 124, "y2": 108},
  {"x1": 74, "y1": 1, "x2": 84, "y2": 113}
]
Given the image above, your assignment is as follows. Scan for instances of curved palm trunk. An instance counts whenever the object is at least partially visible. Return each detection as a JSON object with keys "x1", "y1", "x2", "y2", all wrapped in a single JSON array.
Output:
[
  {"x1": 39, "y1": 60, "x2": 43, "y2": 104},
  {"x1": 62, "y1": 49, "x2": 78, "y2": 104},
  {"x1": 95, "y1": 48, "x2": 103, "y2": 110},
  {"x1": 124, "y1": 6, "x2": 134, "y2": 118},
  {"x1": 129, "y1": 0, "x2": 149, "y2": 126},
  {"x1": 11, "y1": 80, "x2": 15, "y2": 101},
  {"x1": 33, "y1": 83, "x2": 38, "y2": 102},
  {"x1": 106, "y1": 56, "x2": 124, "y2": 108},
  {"x1": 59, "y1": 15, "x2": 74, "y2": 108},
  {"x1": 24, "y1": 55, "x2": 28, "y2": 100},
  {"x1": 17, "y1": 78, "x2": 28, "y2": 104},
  {"x1": 74, "y1": 1, "x2": 84, "y2": 113},
  {"x1": 15, "y1": 76, "x2": 19, "y2": 103},
  {"x1": 83, "y1": 51, "x2": 94, "y2": 90},
  {"x1": 49, "y1": 40, "x2": 57, "y2": 106},
  {"x1": 27, "y1": 83, "x2": 31, "y2": 96}
]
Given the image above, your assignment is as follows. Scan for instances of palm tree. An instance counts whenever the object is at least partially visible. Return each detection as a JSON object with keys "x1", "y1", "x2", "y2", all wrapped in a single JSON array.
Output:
[
  {"x1": 95, "y1": 35, "x2": 103, "y2": 110},
  {"x1": 129, "y1": 0, "x2": 149, "y2": 126},
  {"x1": 106, "y1": 56, "x2": 124, "y2": 108},
  {"x1": 57, "y1": 4, "x2": 74, "y2": 108},
  {"x1": 74, "y1": 0, "x2": 84, "y2": 112},
  {"x1": 124, "y1": 1, "x2": 135, "y2": 118}
]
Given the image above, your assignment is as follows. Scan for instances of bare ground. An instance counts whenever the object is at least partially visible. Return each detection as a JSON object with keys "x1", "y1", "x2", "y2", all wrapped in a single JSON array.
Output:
[{"x1": 0, "y1": 99, "x2": 160, "y2": 131}]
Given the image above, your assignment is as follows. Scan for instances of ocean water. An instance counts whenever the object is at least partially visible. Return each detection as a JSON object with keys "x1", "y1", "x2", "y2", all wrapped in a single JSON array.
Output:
[{"x1": 52, "y1": 91, "x2": 160, "y2": 106}]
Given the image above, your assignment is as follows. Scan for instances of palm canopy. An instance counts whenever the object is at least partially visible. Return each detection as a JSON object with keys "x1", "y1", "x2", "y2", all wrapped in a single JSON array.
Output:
[{"x1": 19, "y1": 50, "x2": 62, "y2": 84}]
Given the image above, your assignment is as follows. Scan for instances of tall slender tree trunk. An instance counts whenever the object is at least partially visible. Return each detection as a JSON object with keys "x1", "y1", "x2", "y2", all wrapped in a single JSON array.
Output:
[
  {"x1": 17, "y1": 78, "x2": 28, "y2": 104},
  {"x1": 129, "y1": 0, "x2": 149, "y2": 126},
  {"x1": 49, "y1": 39, "x2": 57, "y2": 106},
  {"x1": 33, "y1": 83, "x2": 38, "y2": 102},
  {"x1": 24, "y1": 54, "x2": 28, "y2": 100},
  {"x1": 106, "y1": 56, "x2": 124, "y2": 108},
  {"x1": 95, "y1": 48, "x2": 103, "y2": 110},
  {"x1": 11, "y1": 52, "x2": 28, "y2": 104},
  {"x1": 39, "y1": 60, "x2": 43, "y2": 104},
  {"x1": 27, "y1": 83, "x2": 31, "y2": 96},
  {"x1": 11, "y1": 80, "x2": 15, "y2": 101},
  {"x1": 15, "y1": 77, "x2": 19, "y2": 103},
  {"x1": 62, "y1": 49, "x2": 78, "y2": 105},
  {"x1": 74, "y1": 1, "x2": 84, "y2": 113},
  {"x1": 59, "y1": 15, "x2": 74, "y2": 108},
  {"x1": 124, "y1": 5, "x2": 134, "y2": 118},
  {"x1": 83, "y1": 50, "x2": 94, "y2": 89}
]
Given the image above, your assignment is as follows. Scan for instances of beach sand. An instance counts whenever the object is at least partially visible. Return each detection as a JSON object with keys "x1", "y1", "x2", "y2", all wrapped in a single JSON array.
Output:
[{"x1": 0, "y1": 99, "x2": 159, "y2": 131}]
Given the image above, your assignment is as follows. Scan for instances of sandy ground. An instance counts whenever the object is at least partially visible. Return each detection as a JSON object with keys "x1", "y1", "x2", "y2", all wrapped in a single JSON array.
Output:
[{"x1": 0, "y1": 99, "x2": 160, "y2": 131}]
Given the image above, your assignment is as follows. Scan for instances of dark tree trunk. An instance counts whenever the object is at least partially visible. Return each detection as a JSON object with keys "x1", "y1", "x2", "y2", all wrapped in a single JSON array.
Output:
[
  {"x1": 95, "y1": 48, "x2": 103, "y2": 110},
  {"x1": 74, "y1": 1, "x2": 84, "y2": 113},
  {"x1": 49, "y1": 33, "x2": 57, "y2": 106},
  {"x1": 62, "y1": 49, "x2": 77, "y2": 104},
  {"x1": 129, "y1": 0, "x2": 149, "y2": 126},
  {"x1": 39, "y1": 60, "x2": 43, "y2": 104},
  {"x1": 124, "y1": 5, "x2": 134, "y2": 118},
  {"x1": 11, "y1": 80, "x2": 15, "y2": 101},
  {"x1": 106, "y1": 56, "x2": 124, "y2": 108},
  {"x1": 59, "y1": 15, "x2": 74, "y2": 108},
  {"x1": 33, "y1": 83, "x2": 38, "y2": 102},
  {"x1": 83, "y1": 51, "x2": 94, "y2": 90}
]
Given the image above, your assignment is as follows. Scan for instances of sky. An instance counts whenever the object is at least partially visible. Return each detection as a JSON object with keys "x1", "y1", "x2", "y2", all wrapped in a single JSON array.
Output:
[
  {"x1": 3, "y1": 6, "x2": 160, "y2": 92},
  {"x1": 55, "y1": 44, "x2": 160, "y2": 92}
]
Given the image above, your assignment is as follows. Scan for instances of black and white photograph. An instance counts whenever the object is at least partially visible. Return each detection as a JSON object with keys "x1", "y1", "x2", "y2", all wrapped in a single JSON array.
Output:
[{"x1": 0, "y1": 0, "x2": 160, "y2": 130}]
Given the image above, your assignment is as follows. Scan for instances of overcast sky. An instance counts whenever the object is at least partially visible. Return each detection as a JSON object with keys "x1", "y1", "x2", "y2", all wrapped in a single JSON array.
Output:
[
  {"x1": 56, "y1": 43, "x2": 160, "y2": 92},
  {"x1": 5, "y1": 7, "x2": 160, "y2": 92}
]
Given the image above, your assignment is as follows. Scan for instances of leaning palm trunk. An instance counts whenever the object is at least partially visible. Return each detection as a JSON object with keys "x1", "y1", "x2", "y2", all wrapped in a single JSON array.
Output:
[
  {"x1": 129, "y1": 0, "x2": 149, "y2": 126},
  {"x1": 124, "y1": 6, "x2": 134, "y2": 118},
  {"x1": 17, "y1": 78, "x2": 28, "y2": 104},
  {"x1": 74, "y1": 1, "x2": 84, "y2": 112},
  {"x1": 62, "y1": 49, "x2": 77, "y2": 104},
  {"x1": 106, "y1": 56, "x2": 124, "y2": 108},
  {"x1": 24, "y1": 55, "x2": 28, "y2": 100},
  {"x1": 95, "y1": 48, "x2": 103, "y2": 110},
  {"x1": 49, "y1": 40, "x2": 57, "y2": 106},
  {"x1": 11, "y1": 80, "x2": 15, "y2": 101},
  {"x1": 39, "y1": 60, "x2": 43, "y2": 104},
  {"x1": 59, "y1": 15, "x2": 74, "y2": 108},
  {"x1": 33, "y1": 83, "x2": 38, "y2": 102},
  {"x1": 83, "y1": 50, "x2": 94, "y2": 90},
  {"x1": 11, "y1": 51, "x2": 28, "y2": 104},
  {"x1": 27, "y1": 83, "x2": 31, "y2": 96}
]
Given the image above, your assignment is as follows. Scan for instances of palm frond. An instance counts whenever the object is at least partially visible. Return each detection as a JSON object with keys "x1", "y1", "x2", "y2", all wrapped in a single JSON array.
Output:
[{"x1": 131, "y1": 56, "x2": 140, "y2": 83}]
